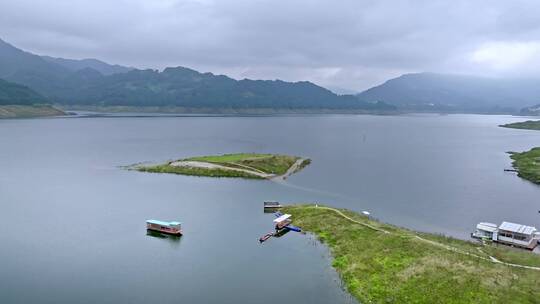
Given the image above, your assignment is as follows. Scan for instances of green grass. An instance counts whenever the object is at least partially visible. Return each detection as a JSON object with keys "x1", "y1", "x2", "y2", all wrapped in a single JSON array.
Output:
[
  {"x1": 500, "y1": 120, "x2": 540, "y2": 130},
  {"x1": 187, "y1": 153, "x2": 273, "y2": 163},
  {"x1": 283, "y1": 205, "x2": 540, "y2": 304},
  {"x1": 0, "y1": 105, "x2": 65, "y2": 118},
  {"x1": 509, "y1": 148, "x2": 540, "y2": 185},
  {"x1": 187, "y1": 153, "x2": 299, "y2": 175},
  {"x1": 136, "y1": 164, "x2": 263, "y2": 179}
]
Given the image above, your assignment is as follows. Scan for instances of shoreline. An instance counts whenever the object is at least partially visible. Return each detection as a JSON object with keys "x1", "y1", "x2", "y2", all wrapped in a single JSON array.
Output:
[
  {"x1": 58, "y1": 105, "x2": 538, "y2": 116},
  {"x1": 58, "y1": 105, "x2": 399, "y2": 115},
  {"x1": 500, "y1": 120, "x2": 540, "y2": 185},
  {"x1": 283, "y1": 204, "x2": 540, "y2": 303}
]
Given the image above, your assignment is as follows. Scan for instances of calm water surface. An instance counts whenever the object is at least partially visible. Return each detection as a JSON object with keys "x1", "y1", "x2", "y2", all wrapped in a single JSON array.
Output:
[{"x1": 1, "y1": 114, "x2": 540, "y2": 303}]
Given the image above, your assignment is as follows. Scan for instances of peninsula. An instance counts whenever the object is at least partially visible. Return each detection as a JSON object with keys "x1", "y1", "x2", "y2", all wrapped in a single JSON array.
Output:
[
  {"x1": 132, "y1": 153, "x2": 310, "y2": 179},
  {"x1": 509, "y1": 148, "x2": 540, "y2": 185},
  {"x1": 500, "y1": 120, "x2": 540, "y2": 130},
  {"x1": 500, "y1": 120, "x2": 540, "y2": 185},
  {"x1": 284, "y1": 204, "x2": 540, "y2": 304}
]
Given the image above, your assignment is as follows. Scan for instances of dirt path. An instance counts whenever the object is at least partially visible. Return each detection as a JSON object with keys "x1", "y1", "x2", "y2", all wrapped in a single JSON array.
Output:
[
  {"x1": 272, "y1": 158, "x2": 306, "y2": 180},
  {"x1": 309, "y1": 205, "x2": 540, "y2": 271},
  {"x1": 169, "y1": 160, "x2": 273, "y2": 178},
  {"x1": 169, "y1": 158, "x2": 307, "y2": 180}
]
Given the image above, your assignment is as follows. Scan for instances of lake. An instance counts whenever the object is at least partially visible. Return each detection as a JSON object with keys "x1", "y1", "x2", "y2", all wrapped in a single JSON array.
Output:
[{"x1": 1, "y1": 113, "x2": 539, "y2": 303}]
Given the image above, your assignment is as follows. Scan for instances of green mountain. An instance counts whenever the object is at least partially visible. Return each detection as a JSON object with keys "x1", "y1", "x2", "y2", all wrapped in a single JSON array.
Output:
[
  {"x1": 0, "y1": 78, "x2": 48, "y2": 105},
  {"x1": 358, "y1": 73, "x2": 540, "y2": 113},
  {"x1": 41, "y1": 55, "x2": 133, "y2": 75},
  {"x1": 0, "y1": 38, "x2": 393, "y2": 111},
  {"x1": 61, "y1": 67, "x2": 393, "y2": 109}
]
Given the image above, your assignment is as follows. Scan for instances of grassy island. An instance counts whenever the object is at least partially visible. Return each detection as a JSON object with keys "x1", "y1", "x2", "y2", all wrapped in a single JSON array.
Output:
[
  {"x1": 133, "y1": 153, "x2": 310, "y2": 179},
  {"x1": 500, "y1": 120, "x2": 540, "y2": 130},
  {"x1": 509, "y1": 148, "x2": 540, "y2": 185},
  {"x1": 283, "y1": 205, "x2": 540, "y2": 304}
]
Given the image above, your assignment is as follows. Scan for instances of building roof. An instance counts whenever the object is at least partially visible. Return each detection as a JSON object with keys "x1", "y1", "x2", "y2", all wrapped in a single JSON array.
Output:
[
  {"x1": 499, "y1": 221, "x2": 536, "y2": 235},
  {"x1": 476, "y1": 222, "x2": 498, "y2": 233},
  {"x1": 273, "y1": 214, "x2": 291, "y2": 223},
  {"x1": 146, "y1": 219, "x2": 181, "y2": 226}
]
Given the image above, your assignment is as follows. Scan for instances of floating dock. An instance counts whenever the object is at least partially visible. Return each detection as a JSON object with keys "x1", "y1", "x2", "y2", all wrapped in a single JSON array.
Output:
[{"x1": 264, "y1": 201, "x2": 282, "y2": 209}]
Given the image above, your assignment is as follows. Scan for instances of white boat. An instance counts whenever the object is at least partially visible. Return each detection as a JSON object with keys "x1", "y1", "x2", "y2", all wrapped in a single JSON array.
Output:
[
  {"x1": 472, "y1": 222, "x2": 498, "y2": 240},
  {"x1": 273, "y1": 213, "x2": 292, "y2": 230}
]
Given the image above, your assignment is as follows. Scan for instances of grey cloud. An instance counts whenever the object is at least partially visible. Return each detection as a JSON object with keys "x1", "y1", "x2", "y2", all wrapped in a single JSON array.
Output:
[{"x1": 1, "y1": 0, "x2": 539, "y2": 91}]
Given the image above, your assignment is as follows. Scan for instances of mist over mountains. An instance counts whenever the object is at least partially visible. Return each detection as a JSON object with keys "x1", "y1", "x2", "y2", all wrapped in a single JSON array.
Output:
[
  {"x1": 358, "y1": 73, "x2": 540, "y2": 113},
  {"x1": 1, "y1": 37, "x2": 540, "y2": 114},
  {"x1": 0, "y1": 38, "x2": 391, "y2": 111}
]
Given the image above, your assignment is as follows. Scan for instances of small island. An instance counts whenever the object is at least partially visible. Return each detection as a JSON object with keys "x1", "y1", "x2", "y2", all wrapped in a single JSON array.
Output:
[
  {"x1": 131, "y1": 153, "x2": 311, "y2": 179},
  {"x1": 500, "y1": 120, "x2": 540, "y2": 130},
  {"x1": 284, "y1": 204, "x2": 540, "y2": 304}
]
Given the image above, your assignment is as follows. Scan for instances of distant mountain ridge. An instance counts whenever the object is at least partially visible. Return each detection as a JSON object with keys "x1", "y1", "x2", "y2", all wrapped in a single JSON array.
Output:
[
  {"x1": 0, "y1": 38, "x2": 391, "y2": 111},
  {"x1": 358, "y1": 73, "x2": 540, "y2": 113},
  {"x1": 41, "y1": 56, "x2": 133, "y2": 75}
]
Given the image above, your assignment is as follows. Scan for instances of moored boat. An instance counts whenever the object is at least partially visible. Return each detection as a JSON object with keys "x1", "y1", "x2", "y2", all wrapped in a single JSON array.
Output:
[
  {"x1": 146, "y1": 219, "x2": 182, "y2": 236},
  {"x1": 273, "y1": 213, "x2": 292, "y2": 231},
  {"x1": 472, "y1": 221, "x2": 539, "y2": 250}
]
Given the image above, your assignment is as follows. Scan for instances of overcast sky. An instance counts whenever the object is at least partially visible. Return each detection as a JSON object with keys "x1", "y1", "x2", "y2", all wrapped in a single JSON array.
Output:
[{"x1": 1, "y1": 0, "x2": 540, "y2": 92}]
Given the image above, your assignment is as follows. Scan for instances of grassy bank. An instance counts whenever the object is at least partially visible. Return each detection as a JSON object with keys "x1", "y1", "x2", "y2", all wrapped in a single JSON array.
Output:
[
  {"x1": 133, "y1": 153, "x2": 309, "y2": 179},
  {"x1": 283, "y1": 205, "x2": 540, "y2": 304},
  {"x1": 0, "y1": 105, "x2": 65, "y2": 118},
  {"x1": 500, "y1": 120, "x2": 540, "y2": 130},
  {"x1": 509, "y1": 148, "x2": 540, "y2": 185},
  {"x1": 136, "y1": 163, "x2": 263, "y2": 179}
]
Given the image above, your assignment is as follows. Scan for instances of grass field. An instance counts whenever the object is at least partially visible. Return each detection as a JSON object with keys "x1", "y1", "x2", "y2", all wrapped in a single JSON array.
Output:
[
  {"x1": 500, "y1": 120, "x2": 540, "y2": 130},
  {"x1": 509, "y1": 148, "x2": 540, "y2": 185},
  {"x1": 187, "y1": 153, "x2": 299, "y2": 175},
  {"x1": 283, "y1": 205, "x2": 540, "y2": 304}
]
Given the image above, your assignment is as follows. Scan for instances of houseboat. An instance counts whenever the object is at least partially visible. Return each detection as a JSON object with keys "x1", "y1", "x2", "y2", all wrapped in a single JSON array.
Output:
[
  {"x1": 497, "y1": 222, "x2": 539, "y2": 250},
  {"x1": 473, "y1": 221, "x2": 539, "y2": 250},
  {"x1": 146, "y1": 219, "x2": 182, "y2": 236},
  {"x1": 472, "y1": 222, "x2": 498, "y2": 240}
]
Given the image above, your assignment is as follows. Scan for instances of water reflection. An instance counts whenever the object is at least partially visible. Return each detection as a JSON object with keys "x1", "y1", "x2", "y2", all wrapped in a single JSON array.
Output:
[
  {"x1": 146, "y1": 230, "x2": 183, "y2": 246},
  {"x1": 273, "y1": 229, "x2": 290, "y2": 238}
]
